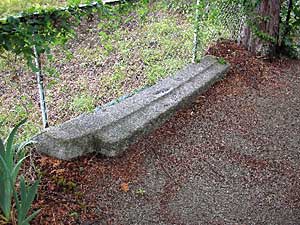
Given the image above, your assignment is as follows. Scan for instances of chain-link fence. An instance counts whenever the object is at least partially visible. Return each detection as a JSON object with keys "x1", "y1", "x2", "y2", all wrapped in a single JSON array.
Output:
[{"x1": 0, "y1": 0, "x2": 244, "y2": 139}]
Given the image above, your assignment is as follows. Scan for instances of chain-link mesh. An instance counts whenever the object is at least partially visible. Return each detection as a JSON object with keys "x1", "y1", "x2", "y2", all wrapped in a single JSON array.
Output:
[
  {"x1": 0, "y1": 0, "x2": 245, "y2": 138},
  {"x1": 193, "y1": 0, "x2": 244, "y2": 57}
]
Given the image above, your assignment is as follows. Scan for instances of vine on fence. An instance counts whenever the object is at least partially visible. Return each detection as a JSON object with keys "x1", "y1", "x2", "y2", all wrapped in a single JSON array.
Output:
[
  {"x1": 0, "y1": 0, "x2": 110, "y2": 127},
  {"x1": 192, "y1": 0, "x2": 242, "y2": 62}
]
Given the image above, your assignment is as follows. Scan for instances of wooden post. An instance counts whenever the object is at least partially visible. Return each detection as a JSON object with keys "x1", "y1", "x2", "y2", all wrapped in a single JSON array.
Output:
[{"x1": 33, "y1": 46, "x2": 49, "y2": 128}]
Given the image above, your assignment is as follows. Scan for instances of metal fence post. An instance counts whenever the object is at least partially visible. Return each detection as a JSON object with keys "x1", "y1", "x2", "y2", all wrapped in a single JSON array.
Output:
[
  {"x1": 193, "y1": 0, "x2": 201, "y2": 63},
  {"x1": 33, "y1": 45, "x2": 49, "y2": 128}
]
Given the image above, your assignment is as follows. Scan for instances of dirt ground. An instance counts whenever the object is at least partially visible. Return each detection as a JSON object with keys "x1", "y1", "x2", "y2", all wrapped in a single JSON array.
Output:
[{"x1": 30, "y1": 41, "x2": 300, "y2": 225}]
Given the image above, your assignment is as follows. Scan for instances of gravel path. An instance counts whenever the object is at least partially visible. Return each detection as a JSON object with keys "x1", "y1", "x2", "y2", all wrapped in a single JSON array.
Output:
[{"x1": 82, "y1": 46, "x2": 300, "y2": 225}]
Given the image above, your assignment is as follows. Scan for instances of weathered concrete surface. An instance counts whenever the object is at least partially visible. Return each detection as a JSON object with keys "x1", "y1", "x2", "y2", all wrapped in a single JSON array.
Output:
[{"x1": 34, "y1": 56, "x2": 229, "y2": 160}]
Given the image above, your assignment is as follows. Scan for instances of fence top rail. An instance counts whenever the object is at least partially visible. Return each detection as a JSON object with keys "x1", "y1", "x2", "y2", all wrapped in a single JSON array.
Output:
[{"x1": 0, "y1": 0, "x2": 121, "y2": 23}]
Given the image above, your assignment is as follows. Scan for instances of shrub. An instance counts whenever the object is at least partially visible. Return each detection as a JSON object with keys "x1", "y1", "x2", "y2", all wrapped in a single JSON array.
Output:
[{"x1": 0, "y1": 119, "x2": 40, "y2": 225}]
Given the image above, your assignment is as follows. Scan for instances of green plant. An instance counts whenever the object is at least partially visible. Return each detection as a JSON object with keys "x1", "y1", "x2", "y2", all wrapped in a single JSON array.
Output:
[
  {"x1": 135, "y1": 188, "x2": 146, "y2": 196},
  {"x1": 0, "y1": 0, "x2": 70, "y2": 18},
  {"x1": 0, "y1": 119, "x2": 28, "y2": 222},
  {"x1": 146, "y1": 64, "x2": 165, "y2": 85},
  {"x1": 279, "y1": 0, "x2": 300, "y2": 57},
  {"x1": 163, "y1": 0, "x2": 194, "y2": 14},
  {"x1": 55, "y1": 176, "x2": 77, "y2": 192},
  {"x1": 217, "y1": 57, "x2": 227, "y2": 65},
  {"x1": 0, "y1": 105, "x2": 39, "y2": 143},
  {"x1": 71, "y1": 94, "x2": 94, "y2": 113},
  {"x1": 14, "y1": 176, "x2": 40, "y2": 225},
  {"x1": 69, "y1": 211, "x2": 79, "y2": 218},
  {"x1": 227, "y1": 0, "x2": 300, "y2": 57},
  {"x1": 0, "y1": 119, "x2": 40, "y2": 224}
]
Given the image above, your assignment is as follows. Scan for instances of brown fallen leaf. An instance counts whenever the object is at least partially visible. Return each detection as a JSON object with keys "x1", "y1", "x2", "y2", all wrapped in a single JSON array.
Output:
[
  {"x1": 50, "y1": 168, "x2": 65, "y2": 175},
  {"x1": 120, "y1": 182, "x2": 129, "y2": 192}
]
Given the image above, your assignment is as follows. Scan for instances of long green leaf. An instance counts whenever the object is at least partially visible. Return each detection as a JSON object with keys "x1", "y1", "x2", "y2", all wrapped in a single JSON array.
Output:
[
  {"x1": 16, "y1": 177, "x2": 40, "y2": 225},
  {"x1": 22, "y1": 180, "x2": 39, "y2": 221},
  {"x1": 18, "y1": 176, "x2": 27, "y2": 223},
  {"x1": 0, "y1": 154, "x2": 13, "y2": 221},
  {"x1": 19, "y1": 209, "x2": 41, "y2": 225},
  {"x1": 0, "y1": 155, "x2": 11, "y2": 179},
  {"x1": 4, "y1": 118, "x2": 27, "y2": 171},
  {"x1": 16, "y1": 140, "x2": 35, "y2": 158},
  {"x1": 5, "y1": 118, "x2": 27, "y2": 152},
  {"x1": 13, "y1": 185, "x2": 20, "y2": 216},
  {"x1": 11, "y1": 156, "x2": 28, "y2": 185},
  {"x1": 0, "y1": 139, "x2": 4, "y2": 162}
]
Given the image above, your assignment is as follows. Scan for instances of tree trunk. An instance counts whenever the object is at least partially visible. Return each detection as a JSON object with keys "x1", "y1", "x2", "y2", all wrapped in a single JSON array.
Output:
[{"x1": 239, "y1": 0, "x2": 281, "y2": 56}]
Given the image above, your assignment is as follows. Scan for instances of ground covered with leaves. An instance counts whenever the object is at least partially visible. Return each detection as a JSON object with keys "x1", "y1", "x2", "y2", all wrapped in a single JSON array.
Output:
[{"x1": 24, "y1": 41, "x2": 300, "y2": 224}]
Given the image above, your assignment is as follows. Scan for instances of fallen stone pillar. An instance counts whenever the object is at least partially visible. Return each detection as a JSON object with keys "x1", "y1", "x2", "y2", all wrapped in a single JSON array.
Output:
[{"x1": 34, "y1": 56, "x2": 229, "y2": 160}]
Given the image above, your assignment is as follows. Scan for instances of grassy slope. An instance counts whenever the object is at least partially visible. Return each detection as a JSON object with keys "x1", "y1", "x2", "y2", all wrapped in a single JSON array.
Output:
[{"x1": 0, "y1": 1, "x2": 230, "y2": 141}]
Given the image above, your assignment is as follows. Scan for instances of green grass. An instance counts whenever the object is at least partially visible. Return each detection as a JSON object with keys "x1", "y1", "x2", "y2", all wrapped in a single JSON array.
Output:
[
  {"x1": 0, "y1": 104, "x2": 39, "y2": 142},
  {"x1": 97, "y1": 13, "x2": 194, "y2": 85},
  {"x1": 71, "y1": 94, "x2": 95, "y2": 113},
  {"x1": 0, "y1": 0, "x2": 99, "y2": 17},
  {"x1": 0, "y1": 0, "x2": 67, "y2": 17}
]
